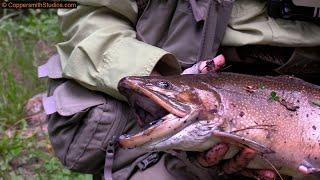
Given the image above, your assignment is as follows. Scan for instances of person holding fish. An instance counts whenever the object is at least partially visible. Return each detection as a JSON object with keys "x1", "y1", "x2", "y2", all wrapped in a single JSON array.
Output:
[{"x1": 42, "y1": 0, "x2": 320, "y2": 180}]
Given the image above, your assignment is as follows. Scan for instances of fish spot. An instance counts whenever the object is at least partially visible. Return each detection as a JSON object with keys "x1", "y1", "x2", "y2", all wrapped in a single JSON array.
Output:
[
  {"x1": 266, "y1": 132, "x2": 272, "y2": 139},
  {"x1": 312, "y1": 126, "x2": 317, "y2": 130},
  {"x1": 229, "y1": 119, "x2": 235, "y2": 124},
  {"x1": 239, "y1": 111, "x2": 245, "y2": 117},
  {"x1": 209, "y1": 109, "x2": 218, "y2": 114}
]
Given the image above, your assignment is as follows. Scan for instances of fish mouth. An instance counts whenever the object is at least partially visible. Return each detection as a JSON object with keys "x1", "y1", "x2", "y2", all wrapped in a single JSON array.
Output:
[
  {"x1": 118, "y1": 76, "x2": 190, "y2": 120},
  {"x1": 118, "y1": 76, "x2": 193, "y2": 148}
]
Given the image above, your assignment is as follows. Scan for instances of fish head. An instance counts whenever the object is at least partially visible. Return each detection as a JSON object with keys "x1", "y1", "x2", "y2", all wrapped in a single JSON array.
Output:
[
  {"x1": 117, "y1": 75, "x2": 223, "y2": 150},
  {"x1": 118, "y1": 75, "x2": 207, "y2": 118}
]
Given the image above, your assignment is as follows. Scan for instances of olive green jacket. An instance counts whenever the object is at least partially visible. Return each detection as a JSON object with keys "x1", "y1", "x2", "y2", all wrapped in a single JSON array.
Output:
[{"x1": 56, "y1": 0, "x2": 320, "y2": 100}]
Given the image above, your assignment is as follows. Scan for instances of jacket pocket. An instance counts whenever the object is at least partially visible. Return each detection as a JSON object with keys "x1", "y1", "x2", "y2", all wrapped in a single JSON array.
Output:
[
  {"x1": 136, "y1": 0, "x2": 203, "y2": 68},
  {"x1": 136, "y1": 0, "x2": 234, "y2": 69}
]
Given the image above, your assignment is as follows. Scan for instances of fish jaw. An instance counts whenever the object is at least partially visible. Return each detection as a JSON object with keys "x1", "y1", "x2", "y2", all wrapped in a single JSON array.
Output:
[
  {"x1": 141, "y1": 119, "x2": 222, "y2": 151},
  {"x1": 118, "y1": 76, "x2": 191, "y2": 117},
  {"x1": 119, "y1": 110, "x2": 200, "y2": 149}
]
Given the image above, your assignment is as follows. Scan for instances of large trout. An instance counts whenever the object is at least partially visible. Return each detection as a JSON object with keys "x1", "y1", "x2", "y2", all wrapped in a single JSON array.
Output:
[{"x1": 117, "y1": 73, "x2": 320, "y2": 177}]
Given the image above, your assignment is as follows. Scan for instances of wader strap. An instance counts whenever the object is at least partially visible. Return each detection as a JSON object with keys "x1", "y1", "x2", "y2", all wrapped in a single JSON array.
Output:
[
  {"x1": 103, "y1": 111, "x2": 130, "y2": 180},
  {"x1": 198, "y1": 0, "x2": 233, "y2": 61},
  {"x1": 104, "y1": 136, "x2": 117, "y2": 180},
  {"x1": 189, "y1": 0, "x2": 208, "y2": 22}
]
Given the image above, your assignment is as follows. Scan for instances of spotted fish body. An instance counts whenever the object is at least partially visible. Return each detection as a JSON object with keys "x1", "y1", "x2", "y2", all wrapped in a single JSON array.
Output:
[{"x1": 118, "y1": 73, "x2": 320, "y2": 177}]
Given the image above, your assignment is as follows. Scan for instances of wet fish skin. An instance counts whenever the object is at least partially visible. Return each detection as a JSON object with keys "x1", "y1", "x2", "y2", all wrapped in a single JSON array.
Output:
[{"x1": 118, "y1": 73, "x2": 320, "y2": 177}]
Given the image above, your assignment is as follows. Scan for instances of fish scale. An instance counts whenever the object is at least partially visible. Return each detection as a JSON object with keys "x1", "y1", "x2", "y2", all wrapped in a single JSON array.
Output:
[{"x1": 118, "y1": 72, "x2": 320, "y2": 178}]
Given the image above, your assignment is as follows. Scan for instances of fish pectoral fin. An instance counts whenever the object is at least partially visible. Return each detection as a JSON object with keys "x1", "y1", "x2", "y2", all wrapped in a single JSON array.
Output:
[{"x1": 212, "y1": 131, "x2": 275, "y2": 154}]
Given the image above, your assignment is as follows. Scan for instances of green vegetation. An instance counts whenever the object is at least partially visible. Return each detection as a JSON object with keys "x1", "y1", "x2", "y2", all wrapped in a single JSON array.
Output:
[
  {"x1": 0, "y1": 10, "x2": 91, "y2": 179},
  {"x1": 269, "y1": 91, "x2": 280, "y2": 101}
]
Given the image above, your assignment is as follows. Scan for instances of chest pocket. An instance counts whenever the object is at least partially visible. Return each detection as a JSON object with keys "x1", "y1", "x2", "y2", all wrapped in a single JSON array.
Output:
[{"x1": 136, "y1": 0, "x2": 233, "y2": 69}]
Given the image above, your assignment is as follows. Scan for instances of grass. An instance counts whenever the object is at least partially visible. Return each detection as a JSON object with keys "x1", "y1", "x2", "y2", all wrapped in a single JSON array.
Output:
[{"x1": 0, "y1": 10, "x2": 91, "y2": 179}]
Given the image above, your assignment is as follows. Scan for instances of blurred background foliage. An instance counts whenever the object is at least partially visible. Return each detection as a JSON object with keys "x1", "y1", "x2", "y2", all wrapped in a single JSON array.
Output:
[{"x1": 0, "y1": 9, "x2": 91, "y2": 179}]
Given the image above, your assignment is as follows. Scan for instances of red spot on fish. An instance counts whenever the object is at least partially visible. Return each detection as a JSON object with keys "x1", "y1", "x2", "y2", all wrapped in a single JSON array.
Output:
[
  {"x1": 210, "y1": 109, "x2": 218, "y2": 114},
  {"x1": 244, "y1": 85, "x2": 257, "y2": 93}
]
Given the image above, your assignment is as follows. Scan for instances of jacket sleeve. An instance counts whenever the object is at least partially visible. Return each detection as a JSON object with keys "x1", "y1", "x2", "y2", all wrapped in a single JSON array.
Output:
[{"x1": 56, "y1": 0, "x2": 181, "y2": 100}]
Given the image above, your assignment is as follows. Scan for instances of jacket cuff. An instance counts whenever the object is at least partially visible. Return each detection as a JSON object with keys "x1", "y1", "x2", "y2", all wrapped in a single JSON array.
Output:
[{"x1": 100, "y1": 38, "x2": 181, "y2": 100}]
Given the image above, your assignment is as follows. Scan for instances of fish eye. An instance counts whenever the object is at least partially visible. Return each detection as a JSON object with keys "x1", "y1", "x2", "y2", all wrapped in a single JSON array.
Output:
[{"x1": 157, "y1": 81, "x2": 170, "y2": 89}]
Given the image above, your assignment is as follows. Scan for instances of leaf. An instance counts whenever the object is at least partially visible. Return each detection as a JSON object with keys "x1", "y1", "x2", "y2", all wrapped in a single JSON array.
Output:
[{"x1": 269, "y1": 91, "x2": 280, "y2": 101}]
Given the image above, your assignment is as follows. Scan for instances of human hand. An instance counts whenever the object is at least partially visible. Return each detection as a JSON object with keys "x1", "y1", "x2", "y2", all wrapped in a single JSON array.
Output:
[
  {"x1": 182, "y1": 54, "x2": 225, "y2": 74},
  {"x1": 197, "y1": 143, "x2": 277, "y2": 180}
]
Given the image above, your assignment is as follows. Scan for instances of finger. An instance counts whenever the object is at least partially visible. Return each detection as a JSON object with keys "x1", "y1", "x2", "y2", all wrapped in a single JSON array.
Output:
[
  {"x1": 298, "y1": 165, "x2": 320, "y2": 174},
  {"x1": 181, "y1": 62, "x2": 201, "y2": 74},
  {"x1": 221, "y1": 147, "x2": 256, "y2": 174},
  {"x1": 199, "y1": 54, "x2": 226, "y2": 74},
  {"x1": 240, "y1": 169, "x2": 278, "y2": 180},
  {"x1": 197, "y1": 143, "x2": 229, "y2": 167}
]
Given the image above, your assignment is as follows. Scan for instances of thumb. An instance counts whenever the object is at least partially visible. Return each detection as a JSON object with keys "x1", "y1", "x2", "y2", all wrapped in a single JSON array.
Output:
[
  {"x1": 199, "y1": 54, "x2": 225, "y2": 74},
  {"x1": 182, "y1": 54, "x2": 225, "y2": 75}
]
